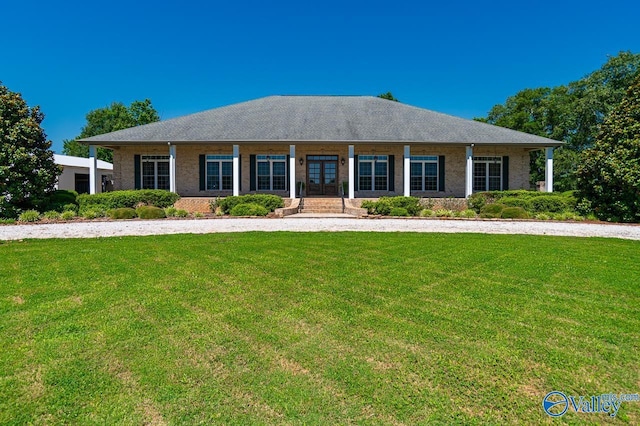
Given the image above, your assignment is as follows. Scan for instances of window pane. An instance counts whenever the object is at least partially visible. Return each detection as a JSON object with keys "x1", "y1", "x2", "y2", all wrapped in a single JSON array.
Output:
[
  {"x1": 425, "y1": 176, "x2": 438, "y2": 191},
  {"x1": 207, "y1": 162, "x2": 219, "y2": 190},
  {"x1": 410, "y1": 176, "x2": 422, "y2": 191},
  {"x1": 308, "y1": 163, "x2": 320, "y2": 184},
  {"x1": 473, "y1": 163, "x2": 486, "y2": 192},
  {"x1": 374, "y1": 161, "x2": 387, "y2": 191},
  {"x1": 488, "y1": 163, "x2": 501, "y2": 190},
  {"x1": 424, "y1": 163, "x2": 437, "y2": 177},
  {"x1": 258, "y1": 176, "x2": 270, "y2": 190},
  {"x1": 359, "y1": 176, "x2": 372, "y2": 191},
  {"x1": 142, "y1": 162, "x2": 155, "y2": 189},
  {"x1": 272, "y1": 176, "x2": 286, "y2": 190},
  {"x1": 221, "y1": 161, "x2": 232, "y2": 190},
  {"x1": 410, "y1": 163, "x2": 422, "y2": 176},
  {"x1": 257, "y1": 162, "x2": 270, "y2": 176},
  {"x1": 272, "y1": 162, "x2": 285, "y2": 176},
  {"x1": 359, "y1": 161, "x2": 372, "y2": 191}
]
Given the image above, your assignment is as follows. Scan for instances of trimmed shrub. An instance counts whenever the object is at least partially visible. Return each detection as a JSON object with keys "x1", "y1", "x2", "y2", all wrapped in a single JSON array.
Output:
[
  {"x1": 165, "y1": 207, "x2": 177, "y2": 217},
  {"x1": 63, "y1": 203, "x2": 78, "y2": 213},
  {"x1": 534, "y1": 213, "x2": 551, "y2": 220},
  {"x1": 420, "y1": 209, "x2": 434, "y2": 217},
  {"x1": 501, "y1": 207, "x2": 529, "y2": 219},
  {"x1": 43, "y1": 210, "x2": 61, "y2": 220},
  {"x1": 480, "y1": 203, "x2": 505, "y2": 218},
  {"x1": 360, "y1": 200, "x2": 376, "y2": 214},
  {"x1": 467, "y1": 193, "x2": 489, "y2": 213},
  {"x1": 382, "y1": 196, "x2": 421, "y2": 216},
  {"x1": 229, "y1": 203, "x2": 269, "y2": 216},
  {"x1": 500, "y1": 197, "x2": 533, "y2": 211},
  {"x1": 81, "y1": 209, "x2": 102, "y2": 219},
  {"x1": 37, "y1": 190, "x2": 78, "y2": 212},
  {"x1": 136, "y1": 206, "x2": 166, "y2": 219},
  {"x1": 77, "y1": 190, "x2": 180, "y2": 211},
  {"x1": 194, "y1": 212, "x2": 204, "y2": 218},
  {"x1": 108, "y1": 208, "x2": 137, "y2": 219},
  {"x1": 361, "y1": 196, "x2": 421, "y2": 216},
  {"x1": 0, "y1": 218, "x2": 16, "y2": 225},
  {"x1": 434, "y1": 209, "x2": 455, "y2": 217},
  {"x1": 389, "y1": 207, "x2": 409, "y2": 217},
  {"x1": 18, "y1": 210, "x2": 40, "y2": 222},
  {"x1": 61, "y1": 210, "x2": 76, "y2": 220},
  {"x1": 530, "y1": 195, "x2": 568, "y2": 213},
  {"x1": 459, "y1": 209, "x2": 477, "y2": 218},
  {"x1": 175, "y1": 209, "x2": 189, "y2": 217},
  {"x1": 218, "y1": 195, "x2": 283, "y2": 214}
]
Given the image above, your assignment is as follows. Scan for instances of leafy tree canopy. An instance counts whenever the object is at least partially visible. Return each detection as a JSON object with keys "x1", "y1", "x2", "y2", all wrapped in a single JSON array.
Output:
[
  {"x1": 477, "y1": 51, "x2": 640, "y2": 190},
  {"x1": 0, "y1": 82, "x2": 60, "y2": 217},
  {"x1": 377, "y1": 92, "x2": 399, "y2": 102},
  {"x1": 63, "y1": 99, "x2": 160, "y2": 163},
  {"x1": 577, "y1": 73, "x2": 640, "y2": 222}
]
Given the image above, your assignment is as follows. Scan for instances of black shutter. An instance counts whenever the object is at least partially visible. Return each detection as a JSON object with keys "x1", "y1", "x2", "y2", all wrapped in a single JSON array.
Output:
[
  {"x1": 134, "y1": 155, "x2": 141, "y2": 189},
  {"x1": 199, "y1": 155, "x2": 206, "y2": 191},
  {"x1": 388, "y1": 155, "x2": 395, "y2": 192},
  {"x1": 502, "y1": 156, "x2": 509, "y2": 190},
  {"x1": 250, "y1": 155, "x2": 256, "y2": 191},
  {"x1": 238, "y1": 155, "x2": 242, "y2": 192},
  {"x1": 354, "y1": 155, "x2": 359, "y2": 191},
  {"x1": 438, "y1": 155, "x2": 445, "y2": 192}
]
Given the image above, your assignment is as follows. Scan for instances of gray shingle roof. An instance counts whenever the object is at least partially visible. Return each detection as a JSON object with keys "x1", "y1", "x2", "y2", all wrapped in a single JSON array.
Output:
[{"x1": 80, "y1": 95, "x2": 562, "y2": 146}]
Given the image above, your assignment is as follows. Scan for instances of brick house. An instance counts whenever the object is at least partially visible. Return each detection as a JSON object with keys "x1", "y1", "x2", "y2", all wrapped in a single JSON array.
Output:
[{"x1": 80, "y1": 95, "x2": 561, "y2": 199}]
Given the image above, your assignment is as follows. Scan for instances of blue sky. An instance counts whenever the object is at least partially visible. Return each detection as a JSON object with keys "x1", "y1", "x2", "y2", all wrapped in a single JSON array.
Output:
[{"x1": 2, "y1": 0, "x2": 639, "y2": 153}]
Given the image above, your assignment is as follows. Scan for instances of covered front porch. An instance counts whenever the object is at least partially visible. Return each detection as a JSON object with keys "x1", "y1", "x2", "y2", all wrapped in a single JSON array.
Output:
[{"x1": 85, "y1": 142, "x2": 556, "y2": 199}]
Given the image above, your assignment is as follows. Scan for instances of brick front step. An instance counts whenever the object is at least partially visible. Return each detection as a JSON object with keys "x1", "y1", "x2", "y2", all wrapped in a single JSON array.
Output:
[{"x1": 300, "y1": 198, "x2": 344, "y2": 214}]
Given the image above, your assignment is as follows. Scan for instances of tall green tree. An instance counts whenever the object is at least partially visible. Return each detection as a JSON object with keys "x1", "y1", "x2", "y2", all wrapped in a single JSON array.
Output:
[
  {"x1": 478, "y1": 51, "x2": 640, "y2": 190},
  {"x1": 0, "y1": 82, "x2": 60, "y2": 217},
  {"x1": 63, "y1": 99, "x2": 160, "y2": 163},
  {"x1": 577, "y1": 73, "x2": 640, "y2": 222}
]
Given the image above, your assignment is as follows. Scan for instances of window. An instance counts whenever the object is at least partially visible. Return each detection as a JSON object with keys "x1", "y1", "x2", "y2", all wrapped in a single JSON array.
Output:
[
  {"x1": 257, "y1": 155, "x2": 286, "y2": 191},
  {"x1": 206, "y1": 155, "x2": 233, "y2": 190},
  {"x1": 358, "y1": 155, "x2": 388, "y2": 191},
  {"x1": 141, "y1": 155, "x2": 170, "y2": 190},
  {"x1": 473, "y1": 157, "x2": 502, "y2": 191},
  {"x1": 410, "y1": 156, "x2": 439, "y2": 191}
]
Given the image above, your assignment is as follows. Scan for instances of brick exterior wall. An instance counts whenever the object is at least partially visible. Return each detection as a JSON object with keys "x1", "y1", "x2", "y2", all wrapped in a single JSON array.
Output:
[{"x1": 112, "y1": 143, "x2": 533, "y2": 198}]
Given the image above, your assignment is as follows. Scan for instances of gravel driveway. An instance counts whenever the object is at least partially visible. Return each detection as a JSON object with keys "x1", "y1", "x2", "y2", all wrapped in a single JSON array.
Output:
[{"x1": 1, "y1": 217, "x2": 639, "y2": 241}]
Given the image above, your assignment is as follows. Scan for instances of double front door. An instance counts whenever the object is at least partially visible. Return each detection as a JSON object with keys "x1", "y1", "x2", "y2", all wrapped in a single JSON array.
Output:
[{"x1": 307, "y1": 155, "x2": 338, "y2": 196}]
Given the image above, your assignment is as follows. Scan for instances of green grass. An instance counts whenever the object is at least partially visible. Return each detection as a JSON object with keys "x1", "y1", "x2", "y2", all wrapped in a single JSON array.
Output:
[{"x1": 1, "y1": 233, "x2": 639, "y2": 424}]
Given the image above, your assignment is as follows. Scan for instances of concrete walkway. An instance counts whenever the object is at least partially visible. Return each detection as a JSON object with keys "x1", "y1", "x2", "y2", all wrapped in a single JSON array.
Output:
[{"x1": 1, "y1": 218, "x2": 639, "y2": 241}]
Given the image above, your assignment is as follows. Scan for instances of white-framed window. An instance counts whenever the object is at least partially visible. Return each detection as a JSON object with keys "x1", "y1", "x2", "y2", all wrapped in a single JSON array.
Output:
[
  {"x1": 206, "y1": 155, "x2": 233, "y2": 191},
  {"x1": 410, "y1": 156, "x2": 439, "y2": 191},
  {"x1": 141, "y1": 155, "x2": 170, "y2": 190},
  {"x1": 257, "y1": 155, "x2": 286, "y2": 191},
  {"x1": 359, "y1": 155, "x2": 388, "y2": 191},
  {"x1": 473, "y1": 156, "x2": 502, "y2": 191}
]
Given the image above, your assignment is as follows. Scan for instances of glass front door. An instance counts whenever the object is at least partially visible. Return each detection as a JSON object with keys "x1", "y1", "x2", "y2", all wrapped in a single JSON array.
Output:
[{"x1": 307, "y1": 155, "x2": 338, "y2": 195}]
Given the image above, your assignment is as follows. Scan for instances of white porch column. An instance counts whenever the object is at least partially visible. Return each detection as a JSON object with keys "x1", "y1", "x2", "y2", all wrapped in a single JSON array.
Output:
[
  {"x1": 403, "y1": 145, "x2": 411, "y2": 197},
  {"x1": 348, "y1": 145, "x2": 355, "y2": 199},
  {"x1": 232, "y1": 145, "x2": 240, "y2": 196},
  {"x1": 289, "y1": 145, "x2": 296, "y2": 199},
  {"x1": 545, "y1": 147, "x2": 554, "y2": 193},
  {"x1": 168, "y1": 143, "x2": 177, "y2": 193},
  {"x1": 88, "y1": 145, "x2": 97, "y2": 194},
  {"x1": 465, "y1": 145, "x2": 474, "y2": 198}
]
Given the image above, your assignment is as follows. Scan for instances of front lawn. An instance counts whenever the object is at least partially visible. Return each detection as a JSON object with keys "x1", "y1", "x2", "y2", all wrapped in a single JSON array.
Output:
[{"x1": 0, "y1": 233, "x2": 638, "y2": 424}]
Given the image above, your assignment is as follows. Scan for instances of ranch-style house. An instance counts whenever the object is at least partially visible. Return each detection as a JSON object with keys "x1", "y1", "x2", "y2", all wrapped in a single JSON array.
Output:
[{"x1": 79, "y1": 95, "x2": 562, "y2": 199}]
